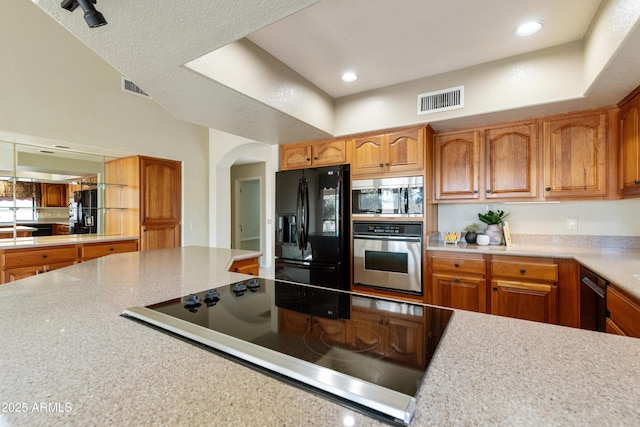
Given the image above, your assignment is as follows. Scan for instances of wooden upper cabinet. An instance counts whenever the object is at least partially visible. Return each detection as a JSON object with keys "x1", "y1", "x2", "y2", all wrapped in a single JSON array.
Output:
[
  {"x1": 140, "y1": 157, "x2": 181, "y2": 225},
  {"x1": 619, "y1": 91, "x2": 640, "y2": 197},
  {"x1": 41, "y1": 183, "x2": 68, "y2": 207},
  {"x1": 542, "y1": 111, "x2": 609, "y2": 199},
  {"x1": 351, "y1": 134, "x2": 386, "y2": 176},
  {"x1": 351, "y1": 127, "x2": 425, "y2": 177},
  {"x1": 434, "y1": 130, "x2": 481, "y2": 200},
  {"x1": 485, "y1": 123, "x2": 538, "y2": 199},
  {"x1": 280, "y1": 139, "x2": 346, "y2": 170}
]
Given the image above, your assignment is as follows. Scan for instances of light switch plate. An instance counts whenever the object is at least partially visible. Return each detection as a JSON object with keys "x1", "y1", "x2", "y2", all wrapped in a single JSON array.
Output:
[{"x1": 567, "y1": 217, "x2": 578, "y2": 231}]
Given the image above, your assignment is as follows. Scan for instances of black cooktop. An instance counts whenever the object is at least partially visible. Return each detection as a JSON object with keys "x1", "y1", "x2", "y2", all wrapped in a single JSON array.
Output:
[{"x1": 123, "y1": 278, "x2": 453, "y2": 425}]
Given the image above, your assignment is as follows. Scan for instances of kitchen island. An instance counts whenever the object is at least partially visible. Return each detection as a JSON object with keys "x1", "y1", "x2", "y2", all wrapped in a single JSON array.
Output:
[{"x1": 1, "y1": 246, "x2": 639, "y2": 426}]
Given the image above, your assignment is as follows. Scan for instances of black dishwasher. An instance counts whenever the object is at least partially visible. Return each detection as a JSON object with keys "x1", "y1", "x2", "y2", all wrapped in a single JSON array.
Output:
[
  {"x1": 30, "y1": 224, "x2": 53, "y2": 236},
  {"x1": 580, "y1": 266, "x2": 607, "y2": 332}
]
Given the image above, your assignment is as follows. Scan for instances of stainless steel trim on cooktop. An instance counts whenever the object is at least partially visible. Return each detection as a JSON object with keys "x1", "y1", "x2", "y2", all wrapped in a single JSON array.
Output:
[{"x1": 122, "y1": 306, "x2": 416, "y2": 425}]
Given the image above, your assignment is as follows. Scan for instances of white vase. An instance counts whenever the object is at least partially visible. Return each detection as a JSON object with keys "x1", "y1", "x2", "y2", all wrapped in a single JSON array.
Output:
[{"x1": 484, "y1": 224, "x2": 503, "y2": 245}]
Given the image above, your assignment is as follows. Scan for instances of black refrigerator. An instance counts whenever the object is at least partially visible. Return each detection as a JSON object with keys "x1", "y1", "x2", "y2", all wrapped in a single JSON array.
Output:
[
  {"x1": 275, "y1": 165, "x2": 350, "y2": 290},
  {"x1": 69, "y1": 189, "x2": 98, "y2": 234}
]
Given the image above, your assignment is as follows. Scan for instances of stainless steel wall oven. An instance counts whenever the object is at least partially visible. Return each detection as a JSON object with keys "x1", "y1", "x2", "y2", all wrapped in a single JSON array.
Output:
[{"x1": 353, "y1": 222, "x2": 423, "y2": 295}]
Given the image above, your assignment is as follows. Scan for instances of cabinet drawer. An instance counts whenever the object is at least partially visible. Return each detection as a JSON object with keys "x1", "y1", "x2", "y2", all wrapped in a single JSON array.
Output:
[
  {"x1": 491, "y1": 260, "x2": 558, "y2": 281},
  {"x1": 81, "y1": 241, "x2": 138, "y2": 261},
  {"x1": 607, "y1": 286, "x2": 640, "y2": 338},
  {"x1": 3, "y1": 246, "x2": 79, "y2": 269},
  {"x1": 431, "y1": 256, "x2": 486, "y2": 275},
  {"x1": 229, "y1": 257, "x2": 259, "y2": 275}
]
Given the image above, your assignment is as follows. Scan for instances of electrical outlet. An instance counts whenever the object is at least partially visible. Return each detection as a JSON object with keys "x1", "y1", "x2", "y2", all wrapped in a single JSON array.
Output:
[{"x1": 567, "y1": 217, "x2": 578, "y2": 231}]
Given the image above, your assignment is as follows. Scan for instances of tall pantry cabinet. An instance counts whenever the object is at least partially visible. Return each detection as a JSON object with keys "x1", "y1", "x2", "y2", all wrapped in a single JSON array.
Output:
[{"x1": 105, "y1": 156, "x2": 181, "y2": 251}]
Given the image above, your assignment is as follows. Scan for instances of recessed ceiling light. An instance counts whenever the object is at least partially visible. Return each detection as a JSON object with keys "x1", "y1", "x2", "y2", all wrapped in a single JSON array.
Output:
[
  {"x1": 341, "y1": 72, "x2": 358, "y2": 83},
  {"x1": 515, "y1": 21, "x2": 543, "y2": 37}
]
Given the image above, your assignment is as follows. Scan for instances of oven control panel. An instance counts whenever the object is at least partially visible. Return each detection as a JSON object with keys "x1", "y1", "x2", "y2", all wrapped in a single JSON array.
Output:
[{"x1": 353, "y1": 222, "x2": 422, "y2": 236}]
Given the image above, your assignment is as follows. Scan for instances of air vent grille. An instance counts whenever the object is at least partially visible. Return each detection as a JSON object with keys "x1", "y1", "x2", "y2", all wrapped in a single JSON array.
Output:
[
  {"x1": 122, "y1": 77, "x2": 151, "y2": 98},
  {"x1": 417, "y1": 86, "x2": 463, "y2": 115}
]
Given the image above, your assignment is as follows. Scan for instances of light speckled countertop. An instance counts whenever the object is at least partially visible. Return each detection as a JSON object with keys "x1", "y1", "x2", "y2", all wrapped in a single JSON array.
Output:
[
  {"x1": 1, "y1": 246, "x2": 639, "y2": 426},
  {"x1": 428, "y1": 240, "x2": 640, "y2": 300}
]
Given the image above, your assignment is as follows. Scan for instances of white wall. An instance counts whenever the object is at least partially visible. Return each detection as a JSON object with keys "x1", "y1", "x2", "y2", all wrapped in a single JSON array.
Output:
[
  {"x1": 438, "y1": 199, "x2": 640, "y2": 236},
  {"x1": 208, "y1": 128, "x2": 278, "y2": 270},
  {"x1": 0, "y1": 0, "x2": 210, "y2": 246}
]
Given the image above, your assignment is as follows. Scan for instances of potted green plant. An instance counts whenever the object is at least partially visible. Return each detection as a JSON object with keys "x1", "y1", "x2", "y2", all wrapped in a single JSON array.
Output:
[
  {"x1": 478, "y1": 210, "x2": 510, "y2": 245},
  {"x1": 463, "y1": 223, "x2": 480, "y2": 244}
]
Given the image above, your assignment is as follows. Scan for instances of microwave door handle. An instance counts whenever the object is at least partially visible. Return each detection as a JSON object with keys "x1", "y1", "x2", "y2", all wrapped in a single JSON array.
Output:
[{"x1": 404, "y1": 187, "x2": 409, "y2": 213}]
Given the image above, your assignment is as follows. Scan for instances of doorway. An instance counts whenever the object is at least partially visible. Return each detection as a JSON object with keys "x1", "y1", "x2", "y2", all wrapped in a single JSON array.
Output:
[{"x1": 233, "y1": 177, "x2": 262, "y2": 252}]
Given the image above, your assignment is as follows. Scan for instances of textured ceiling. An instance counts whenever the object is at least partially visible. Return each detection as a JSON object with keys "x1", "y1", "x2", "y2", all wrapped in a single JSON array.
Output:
[{"x1": 29, "y1": 0, "x2": 640, "y2": 144}]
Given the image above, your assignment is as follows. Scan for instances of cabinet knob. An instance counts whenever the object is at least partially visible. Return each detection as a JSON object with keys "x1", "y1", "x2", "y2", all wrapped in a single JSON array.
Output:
[
  {"x1": 473, "y1": 190, "x2": 478, "y2": 194},
  {"x1": 486, "y1": 189, "x2": 491, "y2": 193},
  {"x1": 313, "y1": 157, "x2": 318, "y2": 160},
  {"x1": 379, "y1": 163, "x2": 384, "y2": 168},
  {"x1": 109, "y1": 248, "x2": 114, "y2": 251},
  {"x1": 42, "y1": 255, "x2": 47, "y2": 259},
  {"x1": 454, "y1": 278, "x2": 460, "y2": 283},
  {"x1": 545, "y1": 187, "x2": 551, "y2": 191},
  {"x1": 454, "y1": 263, "x2": 460, "y2": 268},
  {"x1": 636, "y1": 180, "x2": 640, "y2": 185},
  {"x1": 492, "y1": 287, "x2": 498, "y2": 291},
  {"x1": 306, "y1": 157, "x2": 311, "y2": 161},
  {"x1": 385, "y1": 162, "x2": 390, "y2": 167},
  {"x1": 520, "y1": 269, "x2": 526, "y2": 274}
]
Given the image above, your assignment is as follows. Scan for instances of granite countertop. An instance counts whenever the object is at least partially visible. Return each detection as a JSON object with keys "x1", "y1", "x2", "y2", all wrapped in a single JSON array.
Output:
[
  {"x1": 0, "y1": 234, "x2": 139, "y2": 249},
  {"x1": 1, "y1": 246, "x2": 639, "y2": 426},
  {"x1": 427, "y1": 240, "x2": 640, "y2": 300}
]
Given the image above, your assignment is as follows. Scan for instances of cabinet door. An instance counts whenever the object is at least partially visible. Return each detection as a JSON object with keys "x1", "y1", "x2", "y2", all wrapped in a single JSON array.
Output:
[
  {"x1": 140, "y1": 157, "x2": 181, "y2": 225},
  {"x1": 619, "y1": 100, "x2": 640, "y2": 197},
  {"x1": 3, "y1": 261, "x2": 76, "y2": 283},
  {"x1": 434, "y1": 131, "x2": 481, "y2": 200},
  {"x1": 491, "y1": 280, "x2": 558, "y2": 324},
  {"x1": 542, "y1": 112, "x2": 608, "y2": 198},
  {"x1": 311, "y1": 140, "x2": 346, "y2": 167},
  {"x1": 41, "y1": 184, "x2": 68, "y2": 207},
  {"x1": 280, "y1": 144, "x2": 312, "y2": 170},
  {"x1": 432, "y1": 273, "x2": 487, "y2": 313},
  {"x1": 351, "y1": 134, "x2": 386, "y2": 176},
  {"x1": 385, "y1": 128, "x2": 424, "y2": 174},
  {"x1": 607, "y1": 285, "x2": 640, "y2": 338},
  {"x1": 140, "y1": 224, "x2": 180, "y2": 251},
  {"x1": 485, "y1": 123, "x2": 538, "y2": 199}
]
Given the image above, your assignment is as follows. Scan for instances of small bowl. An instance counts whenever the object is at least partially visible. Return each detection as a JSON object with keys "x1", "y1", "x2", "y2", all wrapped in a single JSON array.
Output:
[
  {"x1": 441, "y1": 231, "x2": 462, "y2": 244},
  {"x1": 476, "y1": 234, "x2": 490, "y2": 246}
]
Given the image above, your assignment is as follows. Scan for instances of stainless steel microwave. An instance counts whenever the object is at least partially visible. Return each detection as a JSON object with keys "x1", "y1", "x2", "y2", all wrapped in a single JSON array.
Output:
[{"x1": 352, "y1": 176, "x2": 424, "y2": 217}]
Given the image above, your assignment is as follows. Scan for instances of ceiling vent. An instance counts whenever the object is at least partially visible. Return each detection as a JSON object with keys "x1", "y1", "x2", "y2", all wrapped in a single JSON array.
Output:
[
  {"x1": 121, "y1": 77, "x2": 151, "y2": 99},
  {"x1": 417, "y1": 85, "x2": 464, "y2": 115}
]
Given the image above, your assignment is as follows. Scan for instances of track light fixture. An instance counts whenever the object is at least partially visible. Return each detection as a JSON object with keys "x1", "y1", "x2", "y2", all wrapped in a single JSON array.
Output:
[{"x1": 61, "y1": 0, "x2": 107, "y2": 28}]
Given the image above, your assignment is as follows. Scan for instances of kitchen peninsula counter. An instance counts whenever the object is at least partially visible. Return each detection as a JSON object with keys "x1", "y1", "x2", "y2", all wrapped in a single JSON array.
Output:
[
  {"x1": 1, "y1": 246, "x2": 639, "y2": 426},
  {"x1": 427, "y1": 240, "x2": 640, "y2": 300}
]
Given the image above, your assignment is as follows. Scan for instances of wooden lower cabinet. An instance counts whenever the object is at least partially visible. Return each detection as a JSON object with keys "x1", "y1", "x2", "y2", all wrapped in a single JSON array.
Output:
[
  {"x1": 607, "y1": 284, "x2": 640, "y2": 338},
  {"x1": 427, "y1": 252, "x2": 575, "y2": 326},
  {"x1": 4, "y1": 261, "x2": 76, "y2": 282},
  {"x1": 428, "y1": 252, "x2": 487, "y2": 312},
  {"x1": 228, "y1": 257, "x2": 259, "y2": 275},
  {"x1": 1, "y1": 245, "x2": 79, "y2": 283},
  {"x1": 140, "y1": 224, "x2": 180, "y2": 252},
  {"x1": 1, "y1": 239, "x2": 139, "y2": 284},
  {"x1": 490, "y1": 256, "x2": 559, "y2": 324}
]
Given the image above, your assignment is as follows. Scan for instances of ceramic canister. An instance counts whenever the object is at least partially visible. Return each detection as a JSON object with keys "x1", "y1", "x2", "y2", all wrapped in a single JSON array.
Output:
[{"x1": 476, "y1": 234, "x2": 490, "y2": 245}]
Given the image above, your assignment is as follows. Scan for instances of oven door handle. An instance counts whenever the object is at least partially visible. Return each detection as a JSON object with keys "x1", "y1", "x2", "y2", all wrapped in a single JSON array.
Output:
[{"x1": 353, "y1": 234, "x2": 422, "y2": 242}]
